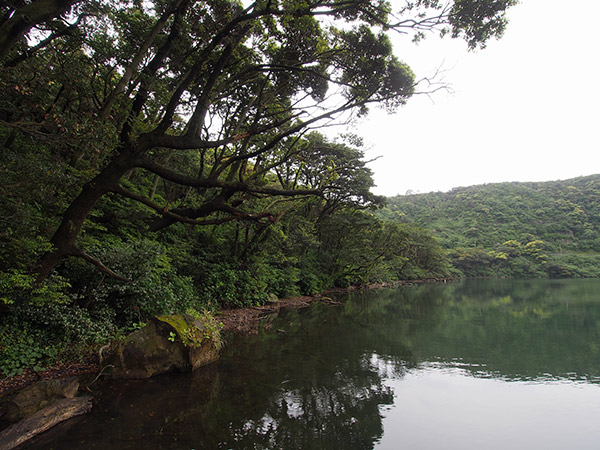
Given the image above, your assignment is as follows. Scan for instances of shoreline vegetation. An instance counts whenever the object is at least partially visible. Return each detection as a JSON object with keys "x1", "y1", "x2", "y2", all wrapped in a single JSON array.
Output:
[
  {"x1": 2, "y1": 0, "x2": 590, "y2": 445},
  {"x1": 5, "y1": 170, "x2": 600, "y2": 395},
  {"x1": 1, "y1": 0, "x2": 514, "y2": 397},
  {"x1": 0, "y1": 279, "x2": 450, "y2": 449},
  {"x1": 0, "y1": 278, "x2": 452, "y2": 397}
]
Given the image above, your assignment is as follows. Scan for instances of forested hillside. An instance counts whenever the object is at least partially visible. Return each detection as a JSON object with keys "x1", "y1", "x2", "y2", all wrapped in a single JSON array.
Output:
[{"x1": 382, "y1": 175, "x2": 600, "y2": 278}]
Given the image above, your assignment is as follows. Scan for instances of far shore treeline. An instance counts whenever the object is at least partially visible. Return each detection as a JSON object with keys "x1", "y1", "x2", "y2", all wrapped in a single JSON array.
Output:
[
  {"x1": 382, "y1": 175, "x2": 600, "y2": 279},
  {"x1": 0, "y1": 0, "x2": 531, "y2": 376}
]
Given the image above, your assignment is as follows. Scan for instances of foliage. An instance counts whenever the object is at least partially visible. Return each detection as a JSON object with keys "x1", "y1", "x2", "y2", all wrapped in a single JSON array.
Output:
[
  {"x1": 383, "y1": 175, "x2": 600, "y2": 278},
  {"x1": 0, "y1": 328, "x2": 50, "y2": 377},
  {"x1": 63, "y1": 239, "x2": 198, "y2": 325},
  {"x1": 195, "y1": 262, "x2": 269, "y2": 308},
  {"x1": 185, "y1": 307, "x2": 225, "y2": 351},
  {"x1": 316, "y1": 210, "x2": 451, "y2": 285},
  {"x1": 0, "y1": 271, "x2": 70, "y2": 306},
  {"x1": 0, "y1": 0, "x2": 515, "y2": 373}
]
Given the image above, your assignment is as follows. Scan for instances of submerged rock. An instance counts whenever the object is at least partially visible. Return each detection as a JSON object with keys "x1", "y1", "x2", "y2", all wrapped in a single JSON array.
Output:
[{"x1": 109, "y1": 314, "x2": 221, "y2": 379}]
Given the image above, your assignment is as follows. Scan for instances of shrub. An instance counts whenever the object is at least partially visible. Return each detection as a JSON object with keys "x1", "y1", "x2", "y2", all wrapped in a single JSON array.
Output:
[
  {"x1": 0, "y1": 270, "x2": 70, "y2": 306},
  {"x1": 196, "y1": 263, "x2": 268, "y2": 308},
  {"x1": 0, "y1": 327, "x2": 49, "y2": 377},
  {"x1": 64, "y1": 239, "x2": 197, "y2": 326}
]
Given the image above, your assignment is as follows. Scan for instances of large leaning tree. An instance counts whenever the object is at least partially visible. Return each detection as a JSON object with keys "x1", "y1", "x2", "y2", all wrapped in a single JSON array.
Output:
[{"x1": 0, "y1": 0, "x2": 516, "y2": 282}]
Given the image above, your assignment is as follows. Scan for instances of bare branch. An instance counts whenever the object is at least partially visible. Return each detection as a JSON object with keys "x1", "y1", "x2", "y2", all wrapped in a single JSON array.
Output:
[
  {"x1": 111, "y1": 186, "x2": 235, "y2": 226},
  {"x1": 72, "y1": 246, "x2": 130, "y2": 282},
  {"x1": 136, "y1": 157, "x2": 324, "y2": 197}
]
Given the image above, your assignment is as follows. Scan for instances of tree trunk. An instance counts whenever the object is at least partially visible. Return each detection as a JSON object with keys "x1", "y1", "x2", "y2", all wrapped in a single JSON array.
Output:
[
  {"x1": 36, "y1": 151, "x2": 136, "y2": 283},
  {"x1": 0, "y1": 397, "x2": 92, "y2": 450},
  {"x1": 0, "y1": 0, "x2": 79, "y2": 61}
]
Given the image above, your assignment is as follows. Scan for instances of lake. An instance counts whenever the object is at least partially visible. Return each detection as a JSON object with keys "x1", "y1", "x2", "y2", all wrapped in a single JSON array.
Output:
[{"x1": 27, "y1": 279, "x2": 600, "y2": 449}]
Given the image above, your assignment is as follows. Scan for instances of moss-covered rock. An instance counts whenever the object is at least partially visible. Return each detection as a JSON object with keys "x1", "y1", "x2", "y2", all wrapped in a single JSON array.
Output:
[
  {"x1": 109, "y1": 314, "x2": 221, "y2": 379},
  {"x1": 155, "y1": 314, "x2": 207, "y2": 348}
]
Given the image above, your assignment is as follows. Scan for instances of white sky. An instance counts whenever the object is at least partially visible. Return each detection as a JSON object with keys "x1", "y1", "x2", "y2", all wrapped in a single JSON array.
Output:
[{"x1": 350, "y1": 0, "x2": 600, "y2": 196}]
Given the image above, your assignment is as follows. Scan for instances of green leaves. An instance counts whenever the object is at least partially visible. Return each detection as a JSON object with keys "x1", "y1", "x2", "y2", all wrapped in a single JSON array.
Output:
[
  {"x1": 385, "y1": 175, "x2": 600, "y2": 278},
  {"x1": 0, "y1": 0, "x2": 518, "y2": 375},
  {"x1": 0, "y1": 270, "x2": 71, "y2": 306},
  {"x1": 0, "y1": 334, "x2": 47, "y2": 377},
  {"x1": 449, "y1": 0, "x2": 518, "y2": 49}
]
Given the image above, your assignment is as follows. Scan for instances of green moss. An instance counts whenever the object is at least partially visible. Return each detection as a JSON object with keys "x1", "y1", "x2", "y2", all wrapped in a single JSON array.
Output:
[
  {"x1": 184, "y1": 308, "x2": 224, "y2": 350},
  {"x1": 155, "y1": 313, "x2": 223, "y2": 350}
]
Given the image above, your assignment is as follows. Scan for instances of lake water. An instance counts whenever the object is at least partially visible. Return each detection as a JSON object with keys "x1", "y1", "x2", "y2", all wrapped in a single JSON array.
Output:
[{"x1": 28, "y1": 279, "x2": 600, "y2": 449}]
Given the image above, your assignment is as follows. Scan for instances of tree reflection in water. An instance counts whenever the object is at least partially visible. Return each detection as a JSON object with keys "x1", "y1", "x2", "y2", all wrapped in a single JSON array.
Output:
[
  {"x1": 215, "y1": 304, "x2": 412, "y2": 450},
  {"x1": 26, "y1": 279, "x2": 600, "y2": 449},
  {"x1": 226, "y1": 355, "x2": 395, "y2": 449},
  {"x1": 26, "y1": 301, "x2": 413, "y2": 450}
]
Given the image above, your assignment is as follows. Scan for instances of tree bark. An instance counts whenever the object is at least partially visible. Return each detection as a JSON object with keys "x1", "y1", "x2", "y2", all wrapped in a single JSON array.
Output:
[
  {"x1": 36, "y1": 150, "x2": 136, "y2": 283},
  {"x1": 0, "y1": 0, "x2": 80, "y2": 61},
  {"x1": 0, "y1": 397, "x2": 92, "y2": 450}
]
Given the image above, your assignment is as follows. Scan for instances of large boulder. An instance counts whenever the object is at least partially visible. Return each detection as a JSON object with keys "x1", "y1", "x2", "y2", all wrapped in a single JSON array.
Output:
[{"x1": 109, "y1": 314, "x2": 221, "y2": 379}]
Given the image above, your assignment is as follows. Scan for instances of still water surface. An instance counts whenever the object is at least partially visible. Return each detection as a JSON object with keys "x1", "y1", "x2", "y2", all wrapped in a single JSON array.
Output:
[{"x1": 29, "y1": 279, "x2": 600, "y2": 449}]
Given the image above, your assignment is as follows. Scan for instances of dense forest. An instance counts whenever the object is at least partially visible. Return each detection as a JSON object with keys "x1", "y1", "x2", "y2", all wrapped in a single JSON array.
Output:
[
  {"x1": 0, "y1": 0, "x2": 517, "y2": 376},
  {"x1": 382, "y1": 175, "x2": 600, "y2": 278}
]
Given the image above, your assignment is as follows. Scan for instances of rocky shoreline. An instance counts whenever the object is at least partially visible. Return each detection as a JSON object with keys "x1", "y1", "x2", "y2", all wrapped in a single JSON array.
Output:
[
  {"x1": 0, "y1": 278, "x2": 452, "y2": 397},
  {"x1": 0, "y1": 278, "x2": 452, "y2": 448},
  {"x1": 1, "y1": 278, "x2": 452, "y2": 397}
]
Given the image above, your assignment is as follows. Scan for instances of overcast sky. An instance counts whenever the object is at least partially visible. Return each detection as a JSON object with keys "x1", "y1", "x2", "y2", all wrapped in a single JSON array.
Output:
[{"x1": 350, "y1": 0, "x2": 600, "y2": 196}]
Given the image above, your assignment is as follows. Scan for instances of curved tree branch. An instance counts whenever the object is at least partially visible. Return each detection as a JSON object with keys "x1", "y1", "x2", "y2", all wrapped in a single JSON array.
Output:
[
  {"x1": 0, "y1": 0, "x2": 80, "y2": 61},
  {"x1": 111, "y1": 186, "x2": 237, "y2": 226},
  {"x1": 136, "y1": 157, "x2": 324, "y2": 197},
  {"x1": 72, "y1": 246, "x2": 130, "y2": 282}
]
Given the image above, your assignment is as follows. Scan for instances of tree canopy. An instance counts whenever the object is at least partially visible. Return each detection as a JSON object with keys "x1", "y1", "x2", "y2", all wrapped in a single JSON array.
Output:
[
  {"x1": 1, "y1": 0, "x2": 515, "y2": 281},
  {"x1": 0, "y1": 0, "x2": 515, "y2": 375}
]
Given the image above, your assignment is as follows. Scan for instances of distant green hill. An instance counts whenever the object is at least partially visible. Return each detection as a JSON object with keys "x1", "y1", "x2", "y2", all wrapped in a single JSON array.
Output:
[{"x1": 381, "y1": 175, "x2": 600, "y2": 278}]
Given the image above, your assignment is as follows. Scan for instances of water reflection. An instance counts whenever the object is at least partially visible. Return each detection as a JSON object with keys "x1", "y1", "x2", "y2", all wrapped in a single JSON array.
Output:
[
  {"x1": 27, "y1": 279, "x2": 600, "y2": 449},
  {"x1": 360, "y1": 278, "x2": 600, "y2": 383}
]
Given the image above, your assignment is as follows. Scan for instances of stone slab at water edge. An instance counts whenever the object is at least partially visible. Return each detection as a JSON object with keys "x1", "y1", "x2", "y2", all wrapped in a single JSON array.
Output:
[{"x1": 108, "y1": 314, "x2": 221, "y2": 379}]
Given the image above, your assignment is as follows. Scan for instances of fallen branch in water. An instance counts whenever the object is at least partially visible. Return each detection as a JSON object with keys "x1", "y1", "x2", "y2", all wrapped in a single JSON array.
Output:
[{"x1": 0, "y1": 396, "x2": 92, "y2": 450}]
